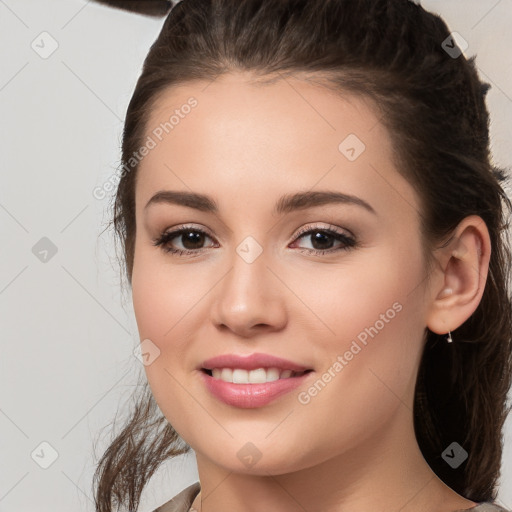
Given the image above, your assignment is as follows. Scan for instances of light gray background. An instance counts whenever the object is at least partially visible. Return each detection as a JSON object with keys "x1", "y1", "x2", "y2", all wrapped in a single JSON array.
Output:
[{"x1": 0, "y1": 1, "x2": 511, "y2": 511}]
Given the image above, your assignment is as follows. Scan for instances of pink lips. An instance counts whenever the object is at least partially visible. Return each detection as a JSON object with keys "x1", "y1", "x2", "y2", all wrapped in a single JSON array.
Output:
[{"x1": 198, "y1": 352, "x2": 314, "y2": 409}]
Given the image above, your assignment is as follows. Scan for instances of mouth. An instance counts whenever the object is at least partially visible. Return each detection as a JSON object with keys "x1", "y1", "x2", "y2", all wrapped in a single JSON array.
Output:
[
  {"x1": 201, "y1": 367, "x2": 314, "y2": 384},
  {"x1": 199, "y1": 365, "x2": 315, "y2": 408}
]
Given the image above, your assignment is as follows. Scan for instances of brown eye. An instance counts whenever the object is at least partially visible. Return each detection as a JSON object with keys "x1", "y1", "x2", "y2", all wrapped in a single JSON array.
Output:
[
  {"x1": 178, "y1": 230, "x2": 209, "y2": 250},
  {"x1": 290, "y1": 225, "x2": 357, "y2": 255},
  {"x1": 152, "y1": 227, "x2": 216, "y2": 255},
  {"x1": 152, "y1": 224, "x2": 358, "y2": 257}
]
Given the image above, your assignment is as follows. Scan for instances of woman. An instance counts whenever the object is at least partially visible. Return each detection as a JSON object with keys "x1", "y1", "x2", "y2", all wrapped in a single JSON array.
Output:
[{"x1": 91, "y1": 1, "x2": 512, "y2": 511}]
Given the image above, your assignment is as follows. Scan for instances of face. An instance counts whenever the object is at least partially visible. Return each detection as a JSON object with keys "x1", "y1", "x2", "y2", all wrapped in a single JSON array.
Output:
[{"x1": 131, "y1": 71, "x2": 432, "y2": 474}]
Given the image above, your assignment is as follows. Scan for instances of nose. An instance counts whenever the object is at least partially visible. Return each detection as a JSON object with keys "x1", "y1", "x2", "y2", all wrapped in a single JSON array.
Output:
[{"x1": 209, "y1": 246, "x2": 288, "y2": 338}]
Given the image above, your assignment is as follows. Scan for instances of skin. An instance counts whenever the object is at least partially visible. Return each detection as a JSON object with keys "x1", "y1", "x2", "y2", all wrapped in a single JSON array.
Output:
[{"x1": 131, "y1": 71, "x2": 490, "y2": 512}]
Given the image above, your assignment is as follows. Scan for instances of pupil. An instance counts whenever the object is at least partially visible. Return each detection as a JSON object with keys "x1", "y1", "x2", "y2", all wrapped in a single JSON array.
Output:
[
  {"x1": 311, "y1": 231, "x2": 333, "y2": 250},
  {"x1": 182, "y1": 231, "x2": 204, "y2": 249}
]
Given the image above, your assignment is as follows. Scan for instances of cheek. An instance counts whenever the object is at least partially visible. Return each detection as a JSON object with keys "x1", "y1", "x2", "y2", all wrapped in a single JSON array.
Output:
[
  {"x1": 287, "y1": 240, "x2": 425, "y2": 346},
  {"x1": 290, "y1": 244, "x2": 426, "y2": 409},
  {"x1": 131, "y1": 246, "x2": 214, "y2": 429},
  {"x1": 131, "y1": 264, "x2": 193, "y2": 443},
  {"x1": 131, "y1": 243, "x2": 201, "y2": 341},
  {"x1": 283, "y1": 283, "x2": 424, "y2": 466}
]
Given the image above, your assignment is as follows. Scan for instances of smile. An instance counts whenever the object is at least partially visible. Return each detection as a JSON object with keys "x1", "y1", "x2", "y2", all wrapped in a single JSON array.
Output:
[
  {"x1": 203, "y1": 367, "x2": 312, "y2": 383},
  {"x1": 199, "y1": 368, "x2": 314, "y2": 408}
]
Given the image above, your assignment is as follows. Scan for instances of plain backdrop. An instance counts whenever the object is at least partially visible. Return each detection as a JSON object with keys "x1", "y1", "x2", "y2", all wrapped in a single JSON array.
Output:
[{"x1": 0, "y1": 0, "x2": 511, "y2": 510}]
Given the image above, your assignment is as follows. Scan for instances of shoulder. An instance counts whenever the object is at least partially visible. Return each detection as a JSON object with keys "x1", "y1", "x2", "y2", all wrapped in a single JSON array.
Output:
[
  {"x1": 153, "y1": 481, "x2": 201, "y2": 512},
  {"x1": 152, "y1": 491, "x2": 511, "y2": 512},
  {"x1": 458, "y1": 503, "x2": 512, "y2": 512}
]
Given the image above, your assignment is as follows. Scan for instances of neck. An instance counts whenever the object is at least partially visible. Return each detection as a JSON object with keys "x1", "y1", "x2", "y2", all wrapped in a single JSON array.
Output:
[{"x1": 190, "y1": 404, "x2": 476, "y2": 512}]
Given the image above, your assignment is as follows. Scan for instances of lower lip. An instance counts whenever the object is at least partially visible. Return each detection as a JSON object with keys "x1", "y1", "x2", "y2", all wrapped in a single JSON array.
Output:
[{"x1": 199, "y1": 370, "x2": 313, "y2": 408}]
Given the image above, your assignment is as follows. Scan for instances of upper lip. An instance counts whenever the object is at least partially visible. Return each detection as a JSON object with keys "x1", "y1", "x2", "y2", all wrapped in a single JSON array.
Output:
[{"x1": 200, "y1": 352, "x2": 312, "y2": 372}]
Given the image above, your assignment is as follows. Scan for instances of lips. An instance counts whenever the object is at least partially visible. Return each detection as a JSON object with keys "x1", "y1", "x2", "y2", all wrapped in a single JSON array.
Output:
[
  {"x1": 200, "y1": 352, "x2": 313, "y2": 372},
  {"x1": 199, "y1": 367, "x2": 314, "y2": 408}
]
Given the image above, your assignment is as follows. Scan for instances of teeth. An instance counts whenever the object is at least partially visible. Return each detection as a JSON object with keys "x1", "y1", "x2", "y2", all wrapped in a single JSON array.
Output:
[{"x1": 210, "y1": 367, "x2": 302, "y2": 383}]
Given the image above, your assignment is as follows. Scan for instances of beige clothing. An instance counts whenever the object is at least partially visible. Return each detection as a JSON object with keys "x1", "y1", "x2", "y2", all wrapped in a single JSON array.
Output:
[
  {"x1": 154, "y1": 482, "x2": 200, "y2": 512},
  {"x1": 153, "y1": 482, "x2": 511, "y2": 512}
]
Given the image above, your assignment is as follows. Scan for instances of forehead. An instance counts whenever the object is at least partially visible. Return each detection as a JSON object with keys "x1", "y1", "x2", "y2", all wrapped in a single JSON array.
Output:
[
  {"x1": 136, "y1": 72, "x2": 420, "y2": 222},
  {"x1": 144, "y1": 71, "x2": 382, "y2": 155}
]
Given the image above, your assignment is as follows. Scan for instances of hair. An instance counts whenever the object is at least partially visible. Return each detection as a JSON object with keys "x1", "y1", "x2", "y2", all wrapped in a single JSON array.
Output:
[{"x1": 91, "y1": 0, "x2": 512, "y2": 510}]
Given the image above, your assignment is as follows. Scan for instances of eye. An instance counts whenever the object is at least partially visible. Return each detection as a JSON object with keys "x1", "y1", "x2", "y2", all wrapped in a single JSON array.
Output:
[
  {"x1": 152, "y1": 223, "x2": 357, "y2": 256},
  {"x1": 290, "y1": 224, "x2": 357, "y2": 255},
  {"x1": 152, "y1": 225, "x2": 217, "y2": 256}
]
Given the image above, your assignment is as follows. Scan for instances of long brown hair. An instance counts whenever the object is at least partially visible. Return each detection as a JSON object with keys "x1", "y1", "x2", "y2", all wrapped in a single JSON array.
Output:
[{"x1": 92, "y1": 0, "x2": 512, "y2": 510}]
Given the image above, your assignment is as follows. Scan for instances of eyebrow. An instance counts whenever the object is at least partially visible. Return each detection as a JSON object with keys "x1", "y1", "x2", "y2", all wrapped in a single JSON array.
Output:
[{"x1": 144, "y1": 190, "x2": 376, "y2": 216}]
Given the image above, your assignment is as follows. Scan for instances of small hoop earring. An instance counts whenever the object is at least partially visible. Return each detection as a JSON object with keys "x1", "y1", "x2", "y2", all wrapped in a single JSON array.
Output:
[{"x1": 446, "y1": 331, "x2": 453, "y2": 343}]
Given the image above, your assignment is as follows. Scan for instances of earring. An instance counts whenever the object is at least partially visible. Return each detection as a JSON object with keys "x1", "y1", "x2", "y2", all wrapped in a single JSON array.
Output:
[{"x1": 446, "y1": 331, "x2": 453, "y2": 343}]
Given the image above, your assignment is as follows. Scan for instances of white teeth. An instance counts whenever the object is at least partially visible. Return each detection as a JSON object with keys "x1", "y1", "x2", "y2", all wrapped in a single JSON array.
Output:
[
  {"x1": 220, "y1": 368, "x2": 232, "y2": 381},
  {"x1": 210, "y1": 367, "x2": 302, "y2": 383}
]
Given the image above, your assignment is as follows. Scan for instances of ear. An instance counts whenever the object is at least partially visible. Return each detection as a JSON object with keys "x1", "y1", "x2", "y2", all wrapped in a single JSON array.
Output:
[{"x1": 425, "y1": 215, "x2": 491, "y2": 337}]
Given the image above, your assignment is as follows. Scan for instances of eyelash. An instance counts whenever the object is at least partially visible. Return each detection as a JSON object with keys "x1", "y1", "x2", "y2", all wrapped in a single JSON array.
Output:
[{"x1": 151, "y1": 223, "x2": 358, "y2": 257}]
